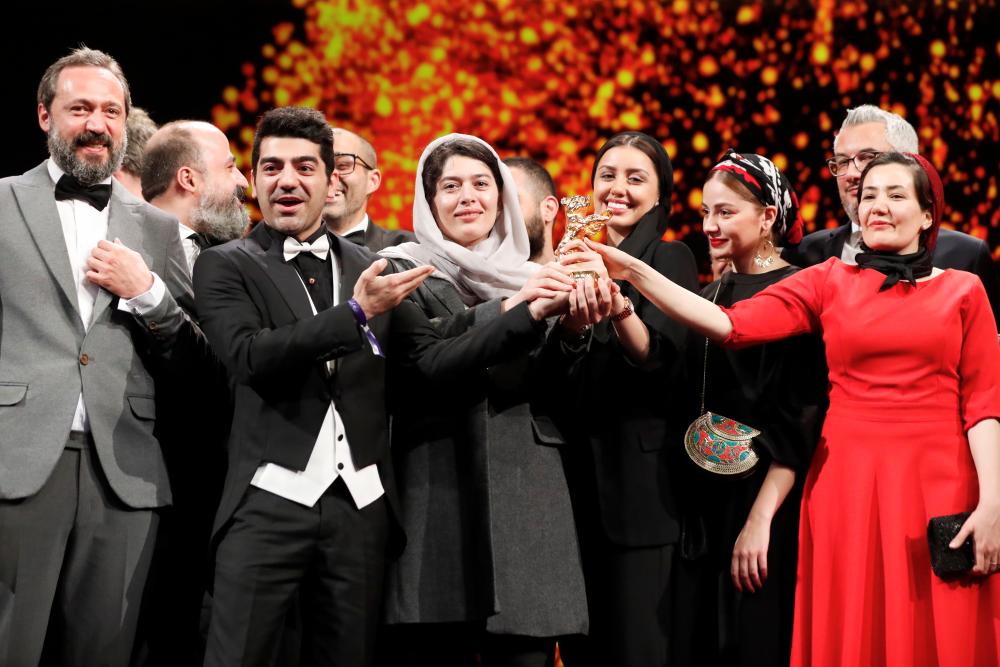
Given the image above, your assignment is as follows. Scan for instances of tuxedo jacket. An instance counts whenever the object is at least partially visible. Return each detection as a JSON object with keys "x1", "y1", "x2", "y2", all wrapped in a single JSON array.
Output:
[
  {"x1": 0, "y1": 161, "x2": 195, "y2": 508},
  {"x1": 784, "y1": 224, "x2": 1000, "y2": 322},
  {"x1": 192, "y1": 223, "x2": 546, "y2": 543},
  {"x1": 361, "y1": 220, "x2": 415, "y2": 253}
]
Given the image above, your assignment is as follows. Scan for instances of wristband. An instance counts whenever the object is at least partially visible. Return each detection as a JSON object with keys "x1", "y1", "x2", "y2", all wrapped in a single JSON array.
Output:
[{"x1": 347, "y1": 298, "x2": 385, "y2": 357}]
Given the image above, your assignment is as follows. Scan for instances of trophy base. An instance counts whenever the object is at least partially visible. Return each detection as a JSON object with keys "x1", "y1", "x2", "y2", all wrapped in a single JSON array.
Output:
[{"x1": 571, "y1": 270, "x2": 599, "y2": 283}]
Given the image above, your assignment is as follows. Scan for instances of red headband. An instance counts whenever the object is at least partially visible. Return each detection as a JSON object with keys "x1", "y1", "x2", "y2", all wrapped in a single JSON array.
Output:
[{"x1": 904, "y1": 152, "x2": 945, "y2": 253}]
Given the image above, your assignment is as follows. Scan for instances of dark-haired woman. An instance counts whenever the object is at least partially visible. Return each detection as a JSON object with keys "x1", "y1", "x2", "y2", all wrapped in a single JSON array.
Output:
[
  {"x1": 673, "y1": 151, "x2": 826, "y2": 666},
  {"x1": 553, "y1": 131, "x2": 699, "y2": 667},
  {"x1": 379, "y1": 134, "x2": 588, "y2": 667},
  {"x1": 577, "y1": 152, "x2": 1000, "y2": 667}
]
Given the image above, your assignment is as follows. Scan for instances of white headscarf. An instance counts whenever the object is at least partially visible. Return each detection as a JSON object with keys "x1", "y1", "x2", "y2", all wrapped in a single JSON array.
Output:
[{"x1": 380, "y1": 133, "x2": 539, "y2": 306}]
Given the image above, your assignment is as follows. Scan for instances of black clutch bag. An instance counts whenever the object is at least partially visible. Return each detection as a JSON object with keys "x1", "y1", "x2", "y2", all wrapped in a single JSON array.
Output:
[{"x1": 927, "y1": 512, "x2": 973, "y2": 578}]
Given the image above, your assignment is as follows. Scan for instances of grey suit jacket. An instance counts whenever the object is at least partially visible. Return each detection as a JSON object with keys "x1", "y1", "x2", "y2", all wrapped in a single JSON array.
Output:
[{"x1": 0, "y1": 161, "x2": 194, "y2": 508}]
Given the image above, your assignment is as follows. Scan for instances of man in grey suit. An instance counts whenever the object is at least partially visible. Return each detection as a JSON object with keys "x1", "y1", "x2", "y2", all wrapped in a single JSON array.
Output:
[
  {"x1": 322, "y1": 127, "x2": 415, "y2": 252},
  {"x1": 0, "y1": 47, "x2": 195, "y2": 665}
]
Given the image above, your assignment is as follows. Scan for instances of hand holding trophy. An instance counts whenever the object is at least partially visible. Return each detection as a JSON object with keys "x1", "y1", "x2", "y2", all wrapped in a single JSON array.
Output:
[{"x1": 556, "y1": 195, "x2": 612, "y2": 282}]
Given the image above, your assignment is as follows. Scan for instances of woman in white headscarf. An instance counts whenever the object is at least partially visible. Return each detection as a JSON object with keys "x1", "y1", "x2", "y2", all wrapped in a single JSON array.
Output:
[{"x1": 379, "y1": 135, "x2": 589, "y2": 666}]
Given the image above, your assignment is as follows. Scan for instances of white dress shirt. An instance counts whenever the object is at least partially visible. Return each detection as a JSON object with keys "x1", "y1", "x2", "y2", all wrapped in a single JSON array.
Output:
[
  {"x1": 48, "y1": 160, "x2": 166, "y2": 433},
  {"x1": 840, "y1": 222, "x2": 863, "y2": 265},
  {"x1": 339, "y1": 215, "x2": 369, "y2": 239},
  {"x1": 178, "y1": 222, "x2": 201, "y2": 274},
  {"x1": 250, "y1": 243, "x2": 385, "y2": 510}
]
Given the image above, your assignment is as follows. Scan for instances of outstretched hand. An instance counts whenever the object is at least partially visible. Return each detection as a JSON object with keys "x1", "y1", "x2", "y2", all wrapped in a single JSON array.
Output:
[
  {"x1": 580, "y1": 239, "x2": 638, "y2": 280},
  {"x1": 352, "y1": 259, "x2": 435, "y2": 319}
]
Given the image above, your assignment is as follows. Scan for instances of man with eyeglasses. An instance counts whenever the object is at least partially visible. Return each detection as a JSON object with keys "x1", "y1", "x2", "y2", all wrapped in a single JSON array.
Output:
[
  {"x1": 323, "y1": 128, "x2": 415, "y2": 252},
  {"x1": 784, "y1": 105, "x2": 998, "y2": 319}
]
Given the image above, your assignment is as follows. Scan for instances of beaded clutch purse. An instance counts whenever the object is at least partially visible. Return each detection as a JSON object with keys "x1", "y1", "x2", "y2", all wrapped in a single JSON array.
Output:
[
  {"x1": 927, "y1": 512, "x2": 973, "y2": 578},
  {"x1": 683, "y1": 280, "x2": 762, "y2": 476}
]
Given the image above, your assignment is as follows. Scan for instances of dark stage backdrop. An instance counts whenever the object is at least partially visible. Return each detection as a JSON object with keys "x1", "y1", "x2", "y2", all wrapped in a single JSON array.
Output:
[{"x1": 7, "y1": 0, "x2": 999, "y2": 280}]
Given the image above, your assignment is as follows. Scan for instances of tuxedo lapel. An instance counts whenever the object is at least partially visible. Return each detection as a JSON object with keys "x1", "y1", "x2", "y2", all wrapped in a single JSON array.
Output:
[
  {"x1": 239, "y1": 224, "x2": 314, "y2": 321},
  {"x1": 12, "y1": 179, "x2": 82, "y2": 324},
  {"x1": 335, "y1": 234, "x2": 367, "y2": 305},
  {"x1": 828, "y1": 225, "x2": 850, "y2": 260},
  {"x1": 92, "y1": 191, "x2": 156, "y2": 324}
]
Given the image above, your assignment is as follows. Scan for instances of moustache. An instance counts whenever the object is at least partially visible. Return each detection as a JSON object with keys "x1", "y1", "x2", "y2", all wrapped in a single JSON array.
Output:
[
  {"x1": 233, "y1": 186, "x2": 248, "y2": 203},
  {"x1": 73, "y1": 130, "x2": 113, "y2": 149}
]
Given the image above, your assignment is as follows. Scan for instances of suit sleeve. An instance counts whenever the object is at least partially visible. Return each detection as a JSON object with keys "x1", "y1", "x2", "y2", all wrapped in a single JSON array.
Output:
[
  {"x1": 193, "y1": 247, "x2": 365, "y2": 384},
  {"x1": 722, "y1": 260, "x2": 830, "y2": 348},
  {"x1": 128, "y1": 216, "x2": 213, "y2": 373},
  {"x1": 390, "y1": 299, "x2": 547, "y2": 384},
  {"x1": 970, "y1": 241, "x2": 1000, "y2": 326},
  {"x1": 958, "y1": 276, "x2": 1000, "y2": 432}
]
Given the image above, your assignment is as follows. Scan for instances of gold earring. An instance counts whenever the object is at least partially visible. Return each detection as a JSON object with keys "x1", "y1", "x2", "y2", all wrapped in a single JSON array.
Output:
[{"x1": 753, "y1": 238, "x2": 776, "y2": 268}]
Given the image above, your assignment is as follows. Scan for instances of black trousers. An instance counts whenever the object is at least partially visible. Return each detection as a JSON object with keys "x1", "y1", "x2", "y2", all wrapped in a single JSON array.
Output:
[
  {"x1": 0, "y1": 433, "x2": 159, "y2": 666},
  {"x1": 204, "y1": 479, "x2": 388, "y2": 667}
]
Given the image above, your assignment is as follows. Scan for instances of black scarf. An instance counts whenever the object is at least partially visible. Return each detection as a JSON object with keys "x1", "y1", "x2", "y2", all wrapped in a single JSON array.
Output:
[{"x1": 855, "y1": 243, "x2": 933, "y2": 291}]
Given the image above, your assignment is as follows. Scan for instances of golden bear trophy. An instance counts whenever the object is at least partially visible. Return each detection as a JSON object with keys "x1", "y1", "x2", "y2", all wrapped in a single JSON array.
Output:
[{"x1": 556, "y1": 194, "x2": 611, "y2": 281}]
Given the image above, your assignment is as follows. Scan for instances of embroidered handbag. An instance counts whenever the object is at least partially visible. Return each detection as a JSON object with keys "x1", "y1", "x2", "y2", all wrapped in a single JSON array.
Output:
[{"x1": 683, "y1": 280, "x2": 762, "y2": 476}]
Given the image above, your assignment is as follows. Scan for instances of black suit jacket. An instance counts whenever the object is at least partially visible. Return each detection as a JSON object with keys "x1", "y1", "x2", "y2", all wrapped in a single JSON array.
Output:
[
  {"x1": 362, "y1": 221, "x2": 415, "y2": 253},
  {"x1": 192, "y1": 222, "x2": 546, "y2": 545},
  {"x1": 784, "y1": 224, "x2": 1000, "y2": 323}
]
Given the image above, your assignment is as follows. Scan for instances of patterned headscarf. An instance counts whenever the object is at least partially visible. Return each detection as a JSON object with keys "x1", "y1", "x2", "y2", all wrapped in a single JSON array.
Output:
[{"x1": 709, "y1": 149, "x2": 804, "y2": 245}]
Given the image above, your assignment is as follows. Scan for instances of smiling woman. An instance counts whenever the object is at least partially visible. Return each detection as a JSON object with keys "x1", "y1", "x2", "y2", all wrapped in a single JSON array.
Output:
[
  {"x1": 377, "y1": 134, "x2": 587, "y2": 667},
  {"x1": 580, "y1": 151, "x2": 1000, "y2": 667}
]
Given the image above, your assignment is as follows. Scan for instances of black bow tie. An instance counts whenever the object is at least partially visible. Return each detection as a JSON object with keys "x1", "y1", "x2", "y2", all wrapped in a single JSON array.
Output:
[
  {"x1": 55, "y1": 174, "x2": 111, "y2": 211},
  {"x1": 343, "y1": 229, "x2": 366, "y2": 246},
  {"x1": 189, "y1": 232, "x2": 210, "y2": 250}
]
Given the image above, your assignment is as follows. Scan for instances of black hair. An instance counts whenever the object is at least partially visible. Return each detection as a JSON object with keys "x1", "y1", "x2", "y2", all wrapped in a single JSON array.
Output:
[{"x1": 251, "y1": 107, "x2": 334, "y2": 177}]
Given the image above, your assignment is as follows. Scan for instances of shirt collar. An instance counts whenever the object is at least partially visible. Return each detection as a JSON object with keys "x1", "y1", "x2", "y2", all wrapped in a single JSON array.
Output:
[{"x1": 340, "y1": 214, "x2": 369, "y2": 239}]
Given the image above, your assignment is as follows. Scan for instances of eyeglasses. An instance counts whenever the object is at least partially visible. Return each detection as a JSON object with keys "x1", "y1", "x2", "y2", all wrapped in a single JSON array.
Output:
[
  {"x1": 333, "y1": 152, "x2": 375, "y2": 175},
  {"x1": 826, "y1": 150, "x2": 882, "y2": 177}
]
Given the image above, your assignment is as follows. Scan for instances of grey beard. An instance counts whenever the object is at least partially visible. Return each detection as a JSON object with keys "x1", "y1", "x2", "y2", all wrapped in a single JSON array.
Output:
[
  {"x1": 47, "y1": 128, "x2": 126, "y2": 186},
  {"x1": 191, "y1": 193, "x2": 251, "y2": 243}
]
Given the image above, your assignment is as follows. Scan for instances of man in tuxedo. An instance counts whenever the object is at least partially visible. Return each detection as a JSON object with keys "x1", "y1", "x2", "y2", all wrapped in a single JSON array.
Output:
[
  {"x1": 135, "y1": 119, "x2": 248, "y2": 665},
  {"x1": 195, "y1": 106, "x2": 561, "y2": 666},
  {"x1": 784, "y1": 104, "x2": 999, "y2": 320},
  {"x1": 143, "y1": 120, "x2": 251, "y2": 273},
  {"x1": 505, "y1": 156, "x2": 560, "y2": 264},
  {"x1": 323, "y1": 127, "x2": 415, "y2": 251},
  {"x1": 0, "y1": 47, "x2": 196, "y2": 665}
]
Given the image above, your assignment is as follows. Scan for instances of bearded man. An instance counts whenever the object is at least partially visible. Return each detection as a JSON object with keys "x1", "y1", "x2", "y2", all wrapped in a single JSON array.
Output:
[
  {"x1": 0, "y1": 47, "x2": 196, "y2": 665},
  {"x1": 142, "y1": 120, "x2": 251, "y2": 272}
]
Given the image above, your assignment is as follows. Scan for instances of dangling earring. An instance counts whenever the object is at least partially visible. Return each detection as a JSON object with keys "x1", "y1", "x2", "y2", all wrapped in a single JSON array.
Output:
[{"x1": 753, "y1": 237, "x2": 776, "y2": 268}]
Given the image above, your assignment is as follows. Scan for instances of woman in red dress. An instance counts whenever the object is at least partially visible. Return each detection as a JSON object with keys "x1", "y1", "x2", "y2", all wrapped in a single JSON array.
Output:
[{"x1": 568, "y1": 152, "x2": 1000, "y2": 667}]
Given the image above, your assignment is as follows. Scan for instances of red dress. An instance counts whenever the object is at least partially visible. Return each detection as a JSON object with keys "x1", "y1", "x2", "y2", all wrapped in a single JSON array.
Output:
[{"x1": 723, "y1": 258, "x2": 1000, "y2": 667}]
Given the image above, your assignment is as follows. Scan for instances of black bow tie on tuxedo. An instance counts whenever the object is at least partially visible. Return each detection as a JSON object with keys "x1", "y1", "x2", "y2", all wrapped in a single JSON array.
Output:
[
  {"x1": 54, "y1": 174, "x2": 112, "y2": 211},
  {"x1": 190, "y1": 232, "x2": 210, "y2": 250}
]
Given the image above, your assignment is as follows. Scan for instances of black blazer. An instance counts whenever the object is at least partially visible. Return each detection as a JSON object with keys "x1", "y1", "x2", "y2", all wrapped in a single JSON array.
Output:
[
  {"x1": 363, "y1": 220, "x2": 415, "y2": 253},
  {"x1": 560, "y1": 206, "x2": 700, "y2": 547},
  {"x1": 784, "y1": 224, "x2": 999, "y2": 322},
  {"x1": 192, "y1": 223, "x2": 546, "y2": 544}
]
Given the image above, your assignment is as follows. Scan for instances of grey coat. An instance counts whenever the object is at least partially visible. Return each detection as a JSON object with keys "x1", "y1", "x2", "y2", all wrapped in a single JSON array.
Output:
[
  {"x1": 382, "y1": 269, "x2": 588, "y2": 637},
  {"x1": 0, "y1": 162, "x2": 194, "y2": 508}
]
